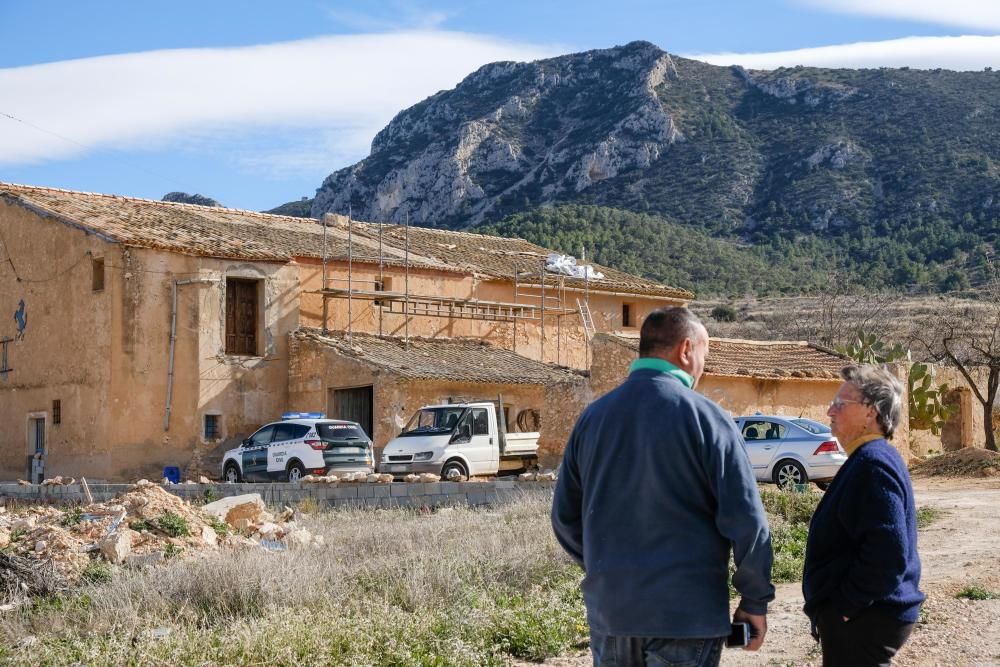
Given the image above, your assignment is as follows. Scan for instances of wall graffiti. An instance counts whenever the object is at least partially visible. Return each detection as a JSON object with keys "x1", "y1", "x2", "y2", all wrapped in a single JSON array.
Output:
[{"x1": 14, "y1": 299, "x2": 26, "y2": 341}]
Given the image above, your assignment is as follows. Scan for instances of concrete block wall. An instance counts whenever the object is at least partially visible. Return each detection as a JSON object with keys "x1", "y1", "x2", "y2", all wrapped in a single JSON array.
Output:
[{"x1": 0, "y1": 480, "x2": 555, "y2": 510}]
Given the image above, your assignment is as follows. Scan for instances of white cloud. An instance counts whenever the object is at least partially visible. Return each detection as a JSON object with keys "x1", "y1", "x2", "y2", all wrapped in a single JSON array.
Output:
[
  {"x1": 0, "y1": 31, "x2": 560, "y2": 166},
  {"x1": 689, "y1": 34, "x2": 1000, "y2": 70},
  {"x1": 795, "y1": 0, "x2": 1000, "y2": 32}
]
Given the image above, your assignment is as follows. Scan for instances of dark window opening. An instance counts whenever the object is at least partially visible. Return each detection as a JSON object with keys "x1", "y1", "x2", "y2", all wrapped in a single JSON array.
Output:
[
  {"x1": 52, "y1": 400, "x2": 61, "y2": 425},
  {"x1": 374, "y1": 277, "x2": 392, "y2": 307},
  {"x1": 92, "y1": 258, "x2": 105, "y2": 291},
  {"x1": 225, "y1": 278, "x2": 260, "y2": 356},
  {"x1": 204, "y1": 414, "x2": 220, "y2": 440},
  {"x1": 622, "y1": 303, "x2": 634, "y2": 328}
]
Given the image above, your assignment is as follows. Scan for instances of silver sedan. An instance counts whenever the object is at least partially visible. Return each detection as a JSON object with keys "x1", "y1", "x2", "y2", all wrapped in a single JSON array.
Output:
[{"x1": 734, "y1": 415, "x2": 847, "y2": 489}]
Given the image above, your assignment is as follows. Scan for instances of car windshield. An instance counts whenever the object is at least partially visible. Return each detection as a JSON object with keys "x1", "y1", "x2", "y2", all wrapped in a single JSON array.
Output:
[
  {"x1": 400, "y1": 407, "x2": 467, "y2": 436},
  {"x1": 316, "y1": 423, "x2": 368, "y2": 442},
  {"x1": 791, "y1": 418, "x2": 831, "y2": 435}
]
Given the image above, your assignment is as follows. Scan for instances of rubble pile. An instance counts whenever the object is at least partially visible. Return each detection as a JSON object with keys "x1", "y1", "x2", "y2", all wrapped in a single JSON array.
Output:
[
  {"x1": 301, "y1": 472, "x2": 394, "y2": 484},
  {"x1": 518, "y1": 470, "x2": 557, "y2": 481},
  {"x1": 0, "y1": 483, "x2": 323, "y2": 583}
]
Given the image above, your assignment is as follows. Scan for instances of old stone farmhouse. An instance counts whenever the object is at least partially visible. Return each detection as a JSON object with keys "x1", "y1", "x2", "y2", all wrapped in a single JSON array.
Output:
[{"x1": 0, "y1": 183, "x2": 689, "y2": 480}]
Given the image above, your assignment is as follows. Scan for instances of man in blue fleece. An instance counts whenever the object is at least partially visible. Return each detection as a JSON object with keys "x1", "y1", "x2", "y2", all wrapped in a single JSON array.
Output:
[{"x1": 552, "y1": 307, "x2": 774, "y2": 667}]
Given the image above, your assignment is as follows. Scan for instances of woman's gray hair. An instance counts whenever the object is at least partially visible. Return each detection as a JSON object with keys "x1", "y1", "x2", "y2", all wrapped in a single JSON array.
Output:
[{"x1": 841, "y1": 364, "x2": 904, "y2": 438}]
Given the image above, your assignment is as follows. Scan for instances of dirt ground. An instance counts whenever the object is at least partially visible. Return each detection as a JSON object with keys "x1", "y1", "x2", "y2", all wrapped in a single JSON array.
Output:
[{"x1": 535, "y1": 477, "x2": 1000, "y2": 667}]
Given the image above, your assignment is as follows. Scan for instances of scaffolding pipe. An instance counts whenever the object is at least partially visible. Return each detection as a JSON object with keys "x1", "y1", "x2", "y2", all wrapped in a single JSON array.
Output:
[
  {"x1": 165, "y1": 278, "x2": 220, "y2": 431},
  {"x1": 512, "y1": 271, "x2": 518, "y2": 353},
  {"x1": 322, "y1": 214, "x2": 329, "y2": 333},
  {"x1": 348, "y1": 206, "x2": 353, "y2": 345},
  {"x1": 540, "y1": 260, "x2": 545, "y2": 363},
  {"x1": 584, "y1": 245, "x2": 590, "y2": 369},
  {"x1": 378, "y1": 218, "x2": 384, "y2": 337},
  {"x1": 405, "y1": 211, "x2": 410, "y2": 349}
]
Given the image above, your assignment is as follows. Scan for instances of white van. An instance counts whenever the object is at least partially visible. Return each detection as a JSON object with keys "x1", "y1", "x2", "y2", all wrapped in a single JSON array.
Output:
[{"x1": 380, "y1": 402, "x2": 539, "y2": 480}]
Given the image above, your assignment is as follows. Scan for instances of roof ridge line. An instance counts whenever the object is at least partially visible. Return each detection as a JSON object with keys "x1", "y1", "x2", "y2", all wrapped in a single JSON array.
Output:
[{"x1": 0, "y1": 181, "x2": 325, "y2": 226}]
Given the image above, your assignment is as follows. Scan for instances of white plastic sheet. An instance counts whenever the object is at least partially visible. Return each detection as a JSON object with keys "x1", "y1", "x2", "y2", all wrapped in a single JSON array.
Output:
[{"x1": 545, "y1": 253, "x2": 604, "y2": 280}]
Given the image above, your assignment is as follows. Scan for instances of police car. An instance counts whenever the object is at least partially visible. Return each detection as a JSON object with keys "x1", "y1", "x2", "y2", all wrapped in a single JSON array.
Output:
[{"x1": 221, "y1": 412, "x2": 375, "y2": 483}]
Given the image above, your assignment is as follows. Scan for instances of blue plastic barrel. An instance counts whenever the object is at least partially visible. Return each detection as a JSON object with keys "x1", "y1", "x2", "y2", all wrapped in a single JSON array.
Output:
[{"x1": 163, "y1": 466, "x2": 181, "y2": 484}]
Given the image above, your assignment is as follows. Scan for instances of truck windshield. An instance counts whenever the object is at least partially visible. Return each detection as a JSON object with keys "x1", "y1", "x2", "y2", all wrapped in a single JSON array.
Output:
[{"x1": 400, "y1": 407, "x2": 467, "y2": 436}]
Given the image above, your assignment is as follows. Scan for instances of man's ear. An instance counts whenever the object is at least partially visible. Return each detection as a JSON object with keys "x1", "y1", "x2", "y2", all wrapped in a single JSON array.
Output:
[{"x1": 677, "y1": 337, "x2": 693, "y2": 367}]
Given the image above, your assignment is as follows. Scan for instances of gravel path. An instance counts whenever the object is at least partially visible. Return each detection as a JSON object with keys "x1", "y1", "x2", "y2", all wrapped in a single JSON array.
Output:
[{"x1": 529, "y1": 477, "x2": 1000, "y2": 667}]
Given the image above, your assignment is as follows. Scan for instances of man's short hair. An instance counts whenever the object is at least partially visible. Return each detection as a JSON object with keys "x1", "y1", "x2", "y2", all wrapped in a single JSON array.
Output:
[{"x1": 639, "y1": 307, "x2": 704, "y2": 357}]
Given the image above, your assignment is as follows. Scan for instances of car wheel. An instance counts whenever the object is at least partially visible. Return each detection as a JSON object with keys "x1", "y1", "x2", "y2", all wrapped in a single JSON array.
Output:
[
  {"x1": 773, "y1": 459, "x2": 808, "y2": 488},
  {"x1": 224, "y1": 462, "x2": 241, "y2": 483},
  {"x1": 286, "y1": 461, "x2": 306, "y2": 483},
  {"x1": 441, "y1": 460, "x2": 469, "y2": 482}
]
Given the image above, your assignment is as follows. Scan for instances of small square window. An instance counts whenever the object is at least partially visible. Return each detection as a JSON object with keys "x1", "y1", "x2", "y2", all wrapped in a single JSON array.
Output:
[
  {"x1": 52, "y1": 400, "x2": 61, "y2": 425},
  {"x1": 92, "y1": 258, "x2": 105, "y2": 291},
  {"x1": 204, "y1": 414, "x2": 220, "y2": 440}
]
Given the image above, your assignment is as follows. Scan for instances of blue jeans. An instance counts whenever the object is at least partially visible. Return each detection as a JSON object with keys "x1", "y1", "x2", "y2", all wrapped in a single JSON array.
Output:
[{"x1": 590, "y1": 631, "x2": 724, "y2": 667}]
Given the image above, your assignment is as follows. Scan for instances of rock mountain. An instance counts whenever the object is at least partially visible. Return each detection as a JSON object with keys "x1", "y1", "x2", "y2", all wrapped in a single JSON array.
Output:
[{"x1": 304, "y1": 40, "x2": 1000, "y2": 294}]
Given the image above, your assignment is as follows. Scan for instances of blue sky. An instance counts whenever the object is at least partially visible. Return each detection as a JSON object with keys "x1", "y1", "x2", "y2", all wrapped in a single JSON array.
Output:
[{"x1": 2, "y1": 0, "x2": 998, "y2": 212}]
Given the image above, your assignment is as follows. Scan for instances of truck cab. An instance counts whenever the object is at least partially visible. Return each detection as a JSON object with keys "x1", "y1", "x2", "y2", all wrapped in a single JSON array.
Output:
[{"x1": 380, "y1": 402, "x2": 539, "y2": 480}]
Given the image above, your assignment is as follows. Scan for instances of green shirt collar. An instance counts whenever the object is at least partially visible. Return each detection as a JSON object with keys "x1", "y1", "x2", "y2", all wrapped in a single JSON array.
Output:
[{"x1": 629, "y1": 357, "x2": 695, "y2": 389}]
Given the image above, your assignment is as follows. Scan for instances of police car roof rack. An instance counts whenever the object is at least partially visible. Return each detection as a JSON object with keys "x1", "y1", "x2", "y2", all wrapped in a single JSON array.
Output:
[{"x1": 281, "y1": 411, "x2": 326, "y2": 420}]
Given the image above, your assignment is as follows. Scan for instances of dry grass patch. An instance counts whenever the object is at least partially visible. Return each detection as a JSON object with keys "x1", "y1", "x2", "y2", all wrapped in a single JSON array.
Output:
[{"x1": 0, "y1": 493, "x2": 587, "y2": 666}]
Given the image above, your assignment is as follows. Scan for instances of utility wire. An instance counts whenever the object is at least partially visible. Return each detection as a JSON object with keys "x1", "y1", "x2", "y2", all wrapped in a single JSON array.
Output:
[{"x1": 0, "y1": 110, "x2": 196, "y2": 193}]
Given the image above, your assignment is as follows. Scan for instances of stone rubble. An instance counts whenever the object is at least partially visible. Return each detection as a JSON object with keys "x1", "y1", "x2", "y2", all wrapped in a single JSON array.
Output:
[{"x1": 0, "y1": 483, "x2": 322, "y2": 581}]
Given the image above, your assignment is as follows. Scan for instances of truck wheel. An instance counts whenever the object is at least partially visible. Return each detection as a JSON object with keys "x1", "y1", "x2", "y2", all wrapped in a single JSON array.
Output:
[
  {"x1": 441, "y1": 460, "x2": 468, "y2": 482},
  {"x1": 285, "y1": 461, "x2": 306, "y2": 483},
  {"x1": 224, "y1": 462, "x2": 241, "y2": 483}
]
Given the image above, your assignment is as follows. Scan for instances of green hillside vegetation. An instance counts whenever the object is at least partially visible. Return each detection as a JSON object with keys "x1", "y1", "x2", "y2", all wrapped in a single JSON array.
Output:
[
  {"x1": 481, "y1": 205, "x2": 991, "y2": 296},
  {"x1": 479, "y1": 205, "x2": 833, "y2": 296}
]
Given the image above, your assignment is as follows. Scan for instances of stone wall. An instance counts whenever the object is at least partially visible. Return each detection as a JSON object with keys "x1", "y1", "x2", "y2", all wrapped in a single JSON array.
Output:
[{"x1": 0, "y1": 480, "x2": 554, "y2": 510}]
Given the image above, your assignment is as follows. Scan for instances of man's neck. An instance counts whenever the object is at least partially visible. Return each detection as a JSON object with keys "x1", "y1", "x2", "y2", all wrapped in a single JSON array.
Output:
[{"x1": 629, "y1": 356, "x2": 694, "y2": 389}]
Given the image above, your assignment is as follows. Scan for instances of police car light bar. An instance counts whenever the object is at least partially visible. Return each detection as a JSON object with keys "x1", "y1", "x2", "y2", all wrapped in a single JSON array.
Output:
[{"x1": 281, "y1": 411, "x2": 326, "y2": 420}]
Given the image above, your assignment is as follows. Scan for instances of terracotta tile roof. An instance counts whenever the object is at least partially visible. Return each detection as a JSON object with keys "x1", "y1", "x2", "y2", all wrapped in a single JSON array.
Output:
[
  {"x1": 293, "y1": 328, "x2": 586, "y2": 385},
  {"x1": 597, "y1": 333, "x2": 847, "y2": 380},
  {"x1": 0, "y1": 182, "x2": 691, "y2": 299}
]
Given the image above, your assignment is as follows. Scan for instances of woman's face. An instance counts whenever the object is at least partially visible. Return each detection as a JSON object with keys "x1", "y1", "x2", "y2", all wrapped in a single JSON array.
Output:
[{"x1": 827, "y1": 382, "x2": 877, "y2": 444}]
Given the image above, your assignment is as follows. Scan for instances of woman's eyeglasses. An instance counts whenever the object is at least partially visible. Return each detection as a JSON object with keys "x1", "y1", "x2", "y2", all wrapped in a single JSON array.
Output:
[{"x1": 829, "y1": 398, "x2": 868, "y2": 410}]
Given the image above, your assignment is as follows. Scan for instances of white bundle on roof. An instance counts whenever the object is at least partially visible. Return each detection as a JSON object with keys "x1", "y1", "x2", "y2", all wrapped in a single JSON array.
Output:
[{"x1": 545, "y1": 253, "x2": 604, "y2": 280}]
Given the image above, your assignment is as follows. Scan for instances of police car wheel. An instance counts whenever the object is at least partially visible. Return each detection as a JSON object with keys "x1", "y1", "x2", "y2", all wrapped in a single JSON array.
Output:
[
  {"x1": 224, "y1": 463, "x2": 241, "y2": 483},
  {"x1": 286, "y1": 461, "x2": 306, "y2": 483}
]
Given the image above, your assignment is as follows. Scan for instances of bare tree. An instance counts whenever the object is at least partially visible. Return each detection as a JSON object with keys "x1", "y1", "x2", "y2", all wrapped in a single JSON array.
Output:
[
  {"x1": 763, "y1": 273, "x2": 899, "y2": 348},
  {"x1": 913, "y1": 283, "x2": 1000, "y2": 452}
]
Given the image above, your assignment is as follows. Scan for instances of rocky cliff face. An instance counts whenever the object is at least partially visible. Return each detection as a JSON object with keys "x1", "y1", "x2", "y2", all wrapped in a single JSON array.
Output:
[
  {"x1": 312, "y1": 40, "x2": 1000, "y2": 248},
  {"x1": 312, "y1": 41, "x2": 684, "y2": 226}
]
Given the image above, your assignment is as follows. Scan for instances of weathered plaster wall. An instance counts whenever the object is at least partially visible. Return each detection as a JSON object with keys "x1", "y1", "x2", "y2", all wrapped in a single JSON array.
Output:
[
  {"x1": 287, "y1": 334, "x2": 590, "y2": 464},
  {"x1": 106, "y1": 249, "x2": 300, "y2": 480},
  {"x1": 296, "y1": 259, "x2": 682, "y2": 370},
  {"x1": 909, "y1": 364, "x2": 988, "y2": 455},
  {"x1": 0, "y1": 199, "x2": 116, "y2": 480}
]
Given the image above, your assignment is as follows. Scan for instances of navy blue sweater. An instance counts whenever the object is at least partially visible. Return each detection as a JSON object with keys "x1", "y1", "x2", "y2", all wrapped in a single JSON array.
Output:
[
  {"x1": 551, "y1": 369, "x2": 775, "y2": 638},
  {"x1": 803, "y1": 438, "x2": 924, "y2": 624}
]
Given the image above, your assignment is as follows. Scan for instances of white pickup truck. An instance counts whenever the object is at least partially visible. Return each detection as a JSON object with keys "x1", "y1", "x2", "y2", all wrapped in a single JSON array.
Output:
[{"x1": 379, "y1": 401, "x2": 540, "y2": 480}]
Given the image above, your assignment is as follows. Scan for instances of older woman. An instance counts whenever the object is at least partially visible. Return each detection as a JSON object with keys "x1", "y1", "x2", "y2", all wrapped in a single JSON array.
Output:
[{"x1": 803, "y1": 365, "x2": 924, "y2": 666}]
